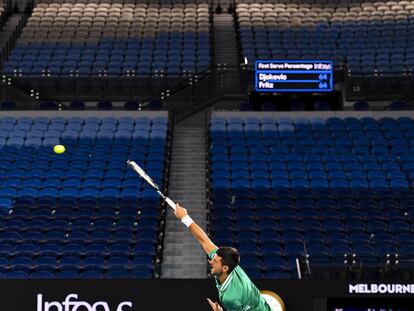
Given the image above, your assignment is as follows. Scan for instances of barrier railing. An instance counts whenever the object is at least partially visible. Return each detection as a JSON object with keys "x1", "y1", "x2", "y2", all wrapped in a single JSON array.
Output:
[{"x1": 0, "y1": 64, "x2": 411, "y2": 113}]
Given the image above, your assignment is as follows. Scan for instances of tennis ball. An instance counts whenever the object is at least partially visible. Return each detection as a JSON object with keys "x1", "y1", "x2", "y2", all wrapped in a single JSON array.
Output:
[{"x1": 53, "y1": 144, "x2": 65, "y2": 154}]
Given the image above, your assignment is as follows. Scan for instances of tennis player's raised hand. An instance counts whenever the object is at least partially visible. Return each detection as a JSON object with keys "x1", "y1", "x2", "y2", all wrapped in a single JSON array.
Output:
[
  {"x1": 174, "y1": 203, "x2": 188, "y2": 220},
  {"x1": 207, "y1": 298, "x2": 223, "y2": 311},
  {"x1": 176, "y1": 203, "x2": 218, "y2": 254}
]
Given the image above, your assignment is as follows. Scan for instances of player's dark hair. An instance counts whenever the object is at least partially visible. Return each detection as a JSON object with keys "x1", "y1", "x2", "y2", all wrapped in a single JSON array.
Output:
[{"x1": 216, "y1": 247, "x2": 240, "y2": 274}]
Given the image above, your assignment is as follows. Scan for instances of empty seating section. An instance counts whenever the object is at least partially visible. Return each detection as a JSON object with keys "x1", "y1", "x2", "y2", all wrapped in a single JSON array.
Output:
[
  {"x1": 0, "y1": 114, "x2": 170, "y2": 279},
  {"x1": 209, "y1": 115, "x2": 414, "y2": 279},
  {"x1": 236, "y1": 1, "x2": 414, "y2": 74},
  {"x1": 3, "y1": 1, "x2": 211, "y2": 77}
]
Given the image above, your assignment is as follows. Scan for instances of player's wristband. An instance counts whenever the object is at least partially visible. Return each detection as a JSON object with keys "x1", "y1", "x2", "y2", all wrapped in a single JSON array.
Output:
[{"x1": 181, "y1": 215, "x2": 194, "y2": 228}]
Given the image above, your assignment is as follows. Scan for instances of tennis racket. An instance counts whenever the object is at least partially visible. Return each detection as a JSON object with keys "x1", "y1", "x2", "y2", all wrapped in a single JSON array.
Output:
[{"x1": 126, "y1": 160, "x2": 176, "y2": 210}]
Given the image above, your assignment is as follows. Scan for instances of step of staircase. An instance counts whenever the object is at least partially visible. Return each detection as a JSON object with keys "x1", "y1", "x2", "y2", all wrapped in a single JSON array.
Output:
[{"x1": 161, "y1": 125, "x2": 208, "y2": 279}]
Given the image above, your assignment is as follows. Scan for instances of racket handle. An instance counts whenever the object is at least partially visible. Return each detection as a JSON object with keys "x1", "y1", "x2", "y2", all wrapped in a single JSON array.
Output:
[{"x1": 165, "y1": 197, "x2": 176, "y2": 210}]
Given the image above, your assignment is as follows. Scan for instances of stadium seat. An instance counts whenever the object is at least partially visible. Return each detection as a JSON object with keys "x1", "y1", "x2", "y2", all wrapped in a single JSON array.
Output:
[{"x1": 209, "y1": 114, "x2": 414, "y2": 278}]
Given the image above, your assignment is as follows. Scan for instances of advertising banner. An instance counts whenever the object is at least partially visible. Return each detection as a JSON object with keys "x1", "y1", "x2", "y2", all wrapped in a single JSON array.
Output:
[{"x1": 0, "y1": 280, "x2": 413, "y2": 311}]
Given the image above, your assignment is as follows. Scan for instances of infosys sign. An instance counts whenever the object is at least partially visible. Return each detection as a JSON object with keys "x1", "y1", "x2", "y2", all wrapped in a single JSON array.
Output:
[
  {"x1": 37, "y1": 294, "x2": 133, "y2": 311},
  {"x1": 349, "y1": 284, "x2": 414, "y2": 294}
]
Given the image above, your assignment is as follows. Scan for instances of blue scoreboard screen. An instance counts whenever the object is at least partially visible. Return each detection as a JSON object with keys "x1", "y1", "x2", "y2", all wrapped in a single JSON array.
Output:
[{"x1": 255, "y1": 60, "x2": 333, "y2": 92}]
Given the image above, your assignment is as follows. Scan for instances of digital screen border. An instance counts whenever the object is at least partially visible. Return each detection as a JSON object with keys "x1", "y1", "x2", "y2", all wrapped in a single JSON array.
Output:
[{"x1": 255, "y1": 60, "x2": 334, "y2": 93}]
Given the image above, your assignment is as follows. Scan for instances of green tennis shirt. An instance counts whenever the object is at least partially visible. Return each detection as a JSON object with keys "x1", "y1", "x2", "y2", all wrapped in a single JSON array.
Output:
[{"x1": 209, "y1": 249, "x2": 271, "y2": 311}]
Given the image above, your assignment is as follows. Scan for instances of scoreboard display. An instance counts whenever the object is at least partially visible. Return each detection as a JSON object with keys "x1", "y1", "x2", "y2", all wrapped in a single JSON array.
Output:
[{"x1": 255, "y1": 60, "x2": 333, "y2": 92}]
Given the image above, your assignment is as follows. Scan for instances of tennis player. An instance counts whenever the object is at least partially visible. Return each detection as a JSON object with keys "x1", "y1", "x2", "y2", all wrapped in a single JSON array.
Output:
[{"x1": 174, "y1": 203, "x2": 272, "y2": 311}]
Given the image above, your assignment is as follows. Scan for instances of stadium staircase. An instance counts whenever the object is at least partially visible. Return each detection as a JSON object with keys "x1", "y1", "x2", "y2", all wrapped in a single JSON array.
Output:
[
  {"x1": 213, "y1": 12, "x2": 242, "y2": 94},
  {"x1": 0, "y1": 13, "x2": 23, "y2": 67},
  {"x1": 169, "y1": 12, "x2": 245, "y2": 122},
  {"x1": 0, "y1": 12, "x2": 43, "y2": 105},
  {"x1": 0, "y1": 3, "x2": 56, "y2": 105},
  {"x1": 161, "y1": 118, "x2": 208, "y2": 278}
]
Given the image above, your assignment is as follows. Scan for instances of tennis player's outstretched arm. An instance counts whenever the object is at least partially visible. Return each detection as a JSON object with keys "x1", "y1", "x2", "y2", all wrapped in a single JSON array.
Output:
[{"x1": 175, "y1": 203, "x2": 218, "y2": 255}]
